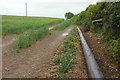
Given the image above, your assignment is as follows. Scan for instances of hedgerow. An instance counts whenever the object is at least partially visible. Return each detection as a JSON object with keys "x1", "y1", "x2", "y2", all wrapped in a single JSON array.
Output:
[{"x1": 72, "y1": 2, "x2": 120, "y2": 71}]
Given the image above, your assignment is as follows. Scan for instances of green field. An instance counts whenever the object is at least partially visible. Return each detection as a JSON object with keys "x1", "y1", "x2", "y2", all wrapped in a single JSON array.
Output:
[
  {"x1": 2, "y1": 15, "x2": 64, "y2": 36},
  {"x1": 2, "y1": 15, "x2": 64, "y2": 50}
]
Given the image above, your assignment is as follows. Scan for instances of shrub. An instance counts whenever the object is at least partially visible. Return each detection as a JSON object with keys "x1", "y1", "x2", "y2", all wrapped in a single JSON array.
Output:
[
  {"x1": 65, "y1": 12, "x2": 74, "y2": 20},
  {"x1": 110, "y1": 39, "x2": 120, "y2": 71},
  {"x1": 73, "y1": 2, "x2": 120, "y2": 42}
]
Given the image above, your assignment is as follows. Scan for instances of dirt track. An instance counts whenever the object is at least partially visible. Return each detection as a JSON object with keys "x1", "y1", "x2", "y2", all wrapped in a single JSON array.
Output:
[
  {"x1": 2, "y1": 25, "x2": 119, "y2": 78},
  {"x1": 2, "y1": 26, "x2": 74, "y2": 78},
  {"x1": 0, "y1": 35, "x2": 2, "y2": 79}
]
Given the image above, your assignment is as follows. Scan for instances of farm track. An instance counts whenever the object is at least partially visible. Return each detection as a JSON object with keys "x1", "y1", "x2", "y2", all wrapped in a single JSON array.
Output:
[
  {"x1": 2, "y1": 26, "x2": 74, "y2": 78},
  {"x1": 2, "y1": 26, "x2": 55, "y2": 50},
  {"x1": 0, "y1": 35, "x2": 2, "y2": 79},
  {"x1": 0, "y1": 35, "x2": 2, "y2": 50},
  {"x1": 2, "y1": 25, "x2": 119, "y2": 78},
  {"x1": 2, "y1": 34, "x2": 17, "y2": 51}
]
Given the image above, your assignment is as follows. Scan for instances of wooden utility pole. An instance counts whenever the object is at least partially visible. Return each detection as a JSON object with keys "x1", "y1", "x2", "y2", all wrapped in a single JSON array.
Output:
[{"x1": 25, "y1": 3, "x2": 27, "y2": 16}]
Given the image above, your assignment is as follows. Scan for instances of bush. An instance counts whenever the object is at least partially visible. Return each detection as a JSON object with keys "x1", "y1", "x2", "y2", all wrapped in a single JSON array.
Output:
[
  {"x1": 110, "y1": 39, "x2": 120, "y2": 71},
  {"x1": 65, "y1": 12, "x2": 74, "y2": 20},
  {"x1": 73, "y1": 2, "x2": 120, "y2": 42}
]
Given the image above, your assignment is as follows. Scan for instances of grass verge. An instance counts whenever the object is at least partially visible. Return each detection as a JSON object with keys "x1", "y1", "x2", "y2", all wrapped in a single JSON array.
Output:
[
  {"x1": 53, "y1": 28, "x2": 79, "y2": 78},
  {"x1": 54, "y1": 20, "x2": 71, "y2": 30},
  {"x1": 14, "y1": 27, "x2": 49, "y2": 50}
]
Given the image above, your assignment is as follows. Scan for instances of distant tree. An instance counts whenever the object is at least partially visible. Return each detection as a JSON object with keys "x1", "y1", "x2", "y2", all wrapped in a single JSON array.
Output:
[{"x1": 65, "y1": 12, "x2": 74, "y2": 19}]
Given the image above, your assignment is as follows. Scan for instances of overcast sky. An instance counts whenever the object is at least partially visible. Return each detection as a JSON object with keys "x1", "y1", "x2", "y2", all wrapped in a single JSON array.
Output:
[{"x1": 0, "y1": 0, "x2": 99, "y2": 18}]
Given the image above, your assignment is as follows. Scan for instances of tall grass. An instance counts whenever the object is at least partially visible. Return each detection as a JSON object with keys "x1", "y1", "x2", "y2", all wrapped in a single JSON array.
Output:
[
  {"x1": 2, "y1": 15, "x2": 64, "y2": 36},
  {"x1": 14, "y1": 27, "x2": 49, "y2": 49},
  {"x1": 54, "y1": 20, "x2": 71, "y2": 30}
]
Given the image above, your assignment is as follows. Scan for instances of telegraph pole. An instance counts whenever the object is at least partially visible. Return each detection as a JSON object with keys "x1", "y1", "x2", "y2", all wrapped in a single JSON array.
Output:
[{"x1": 25, "y1": 3, "x2": 27, "y2": 16}]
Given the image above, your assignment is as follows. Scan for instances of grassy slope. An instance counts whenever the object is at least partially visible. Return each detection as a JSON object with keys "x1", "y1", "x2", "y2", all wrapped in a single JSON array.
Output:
[{"x1": 2, "y1": 15, "x2": 64, "y2": 36}]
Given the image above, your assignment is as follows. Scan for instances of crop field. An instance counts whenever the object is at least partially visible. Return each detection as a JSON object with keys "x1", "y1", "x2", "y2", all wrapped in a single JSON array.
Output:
[
  {"x1": 2, "y1": 15, "x2": 64, "y2": 51},
  {"x1": 2, "y1": 15, "x2": 64, "y2": 36}
]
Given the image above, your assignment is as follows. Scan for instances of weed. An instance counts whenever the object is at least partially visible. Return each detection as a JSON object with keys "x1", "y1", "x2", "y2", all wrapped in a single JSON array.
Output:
[
  {"x1": 53, "y1": 28, "x2": 79, "y2": 78},
  {"x1": 110, "y1": 39, "x2": 120, "y2": 71},
  {"x1": 14, "y1": 27, "x2": 49, "y2": 49},
  {"x1": 16, "y1": 49, "x2": 20, "y2": 53},
  {"x1": 3, "y1": 51, "x2": 8, "y2": 55}
]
